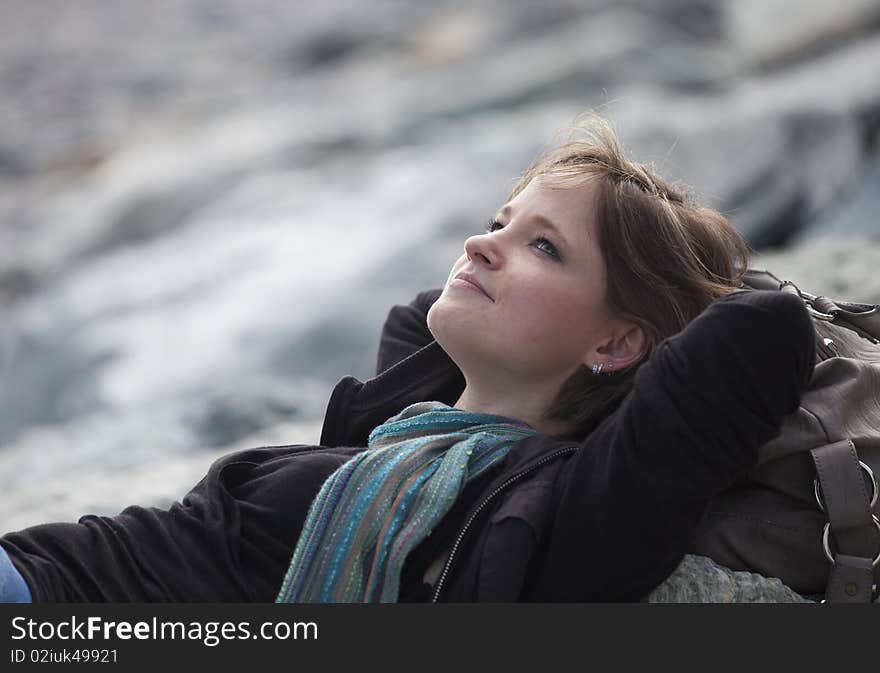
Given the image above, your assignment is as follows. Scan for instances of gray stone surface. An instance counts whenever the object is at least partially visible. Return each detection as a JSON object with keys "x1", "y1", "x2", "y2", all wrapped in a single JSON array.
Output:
[
  {"x1": 647, "y1": 555, "x2": 814, "y2": 603},
  {"x1": 648, "y1": 555, "x2": 880, "y2": 603}
]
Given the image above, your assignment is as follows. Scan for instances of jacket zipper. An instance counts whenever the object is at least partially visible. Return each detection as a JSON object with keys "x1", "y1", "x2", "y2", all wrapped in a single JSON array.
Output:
[{"x1": 431, "y1": 445, "x2": 580, "y2": 602}]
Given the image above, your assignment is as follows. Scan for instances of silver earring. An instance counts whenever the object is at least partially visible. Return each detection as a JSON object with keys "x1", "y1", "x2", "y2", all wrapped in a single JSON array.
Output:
[{"x1": 592, "y1": 362, "x2": 613, "y2": 376}]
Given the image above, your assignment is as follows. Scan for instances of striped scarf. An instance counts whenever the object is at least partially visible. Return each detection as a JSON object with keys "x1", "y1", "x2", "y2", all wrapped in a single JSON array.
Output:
[{"x1": 275, "y1": 401, "x2": 536, "y2": 603}]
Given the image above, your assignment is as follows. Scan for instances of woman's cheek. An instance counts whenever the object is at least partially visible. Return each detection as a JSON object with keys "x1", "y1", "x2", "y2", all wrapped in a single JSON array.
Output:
[{"x1": 522, "y1": 295, "x2": 582, "y2": 346}]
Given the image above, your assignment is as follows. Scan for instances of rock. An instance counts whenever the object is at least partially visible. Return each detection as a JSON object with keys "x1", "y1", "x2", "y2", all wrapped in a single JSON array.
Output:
[
  {"x1": 647, "y1": 554, "x2": 813, "y2": 602},
  {"x1": 0, "y1": 268, "x2": 37, "y2": 306},
  {"x1": 751, "y1": 236, "x2": 880, "y2": 303},
  {"x1": 728, "y1": 0, "x2": 880, "y2": 71},
  {"x1": 0, "y1": 145, "x2": 30, "y2": 178},
  {"x1": 726, "y1": 112, "x2": 864, "y2": 248},
  {"x1": 0, "y1": 328, "x2": 110, "y2": 446},
  {"x1": 789, "y1": 148, "x2": 880, "y2": 245},
  {"x1": 179, "y1": 382, "x2": 317, "y2": 449}
]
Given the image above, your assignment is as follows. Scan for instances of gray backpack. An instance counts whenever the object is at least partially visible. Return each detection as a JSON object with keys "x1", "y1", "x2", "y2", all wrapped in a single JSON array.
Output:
[{"x1": 688, "y1": 268, "x2": 880, "y2": 603}]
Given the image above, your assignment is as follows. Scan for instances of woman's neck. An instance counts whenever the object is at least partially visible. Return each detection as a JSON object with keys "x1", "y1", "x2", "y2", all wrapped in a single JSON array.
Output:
[{"x1": 453, "y1": 383, "x2": 573, "y2": 437}]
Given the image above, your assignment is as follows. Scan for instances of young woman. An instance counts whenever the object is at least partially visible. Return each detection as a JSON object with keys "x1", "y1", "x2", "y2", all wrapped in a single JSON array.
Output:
[{"x1": 0, "y1": 113, "x2": 816, "y2": 602}]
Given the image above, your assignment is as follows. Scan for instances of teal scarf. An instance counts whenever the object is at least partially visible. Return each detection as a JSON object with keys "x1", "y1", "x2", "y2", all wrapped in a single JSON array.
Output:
[{"x1": 275, "y1": 401, "x2": 537, "y2": 603}]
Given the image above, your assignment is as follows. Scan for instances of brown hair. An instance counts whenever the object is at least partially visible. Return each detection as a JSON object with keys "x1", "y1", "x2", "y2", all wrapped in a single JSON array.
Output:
[{"x1": 508, "y1": 112, "x2": 751, "y2": 439}]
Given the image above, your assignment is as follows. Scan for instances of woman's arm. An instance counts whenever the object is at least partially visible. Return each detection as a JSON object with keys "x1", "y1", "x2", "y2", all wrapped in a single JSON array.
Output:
[
  {"x1": 0, "y1": 445, "x2": 352, "y2": 602},
  {"x1": 544, "y1": 289, "x2": 816, "y2": 601},
  {"x1": 375, "y1": 289, "x2": 442, "y2": 375}
]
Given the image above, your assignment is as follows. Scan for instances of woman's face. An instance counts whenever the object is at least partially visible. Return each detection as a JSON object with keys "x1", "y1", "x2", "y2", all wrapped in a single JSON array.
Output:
[{"x1": 428, "y1": 177, "x2": 624, "y2": 386}]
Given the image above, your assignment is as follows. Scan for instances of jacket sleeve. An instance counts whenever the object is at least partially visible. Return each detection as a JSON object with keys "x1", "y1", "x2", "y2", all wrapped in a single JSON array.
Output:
[
  {"x1": 0, "y1": 445, "x2": 350, "y2": 602},
  {"x1": 545, "y1": 289, "x2": 816, "y2": 601},
  {"x1": 375, "y1": 289, "x2": 443, "y2": 375}
]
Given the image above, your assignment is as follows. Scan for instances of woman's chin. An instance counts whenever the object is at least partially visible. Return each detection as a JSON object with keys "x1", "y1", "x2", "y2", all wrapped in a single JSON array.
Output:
[{"x1": 428, "y1": 299, "x2": 478, "y2": 344}]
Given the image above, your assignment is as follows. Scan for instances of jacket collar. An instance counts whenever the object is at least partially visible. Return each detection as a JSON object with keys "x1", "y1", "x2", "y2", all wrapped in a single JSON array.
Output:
[
  {"x1": 319, "y1": 340, "x2": 585, "y2": 469},
  {"x1": 320, "y1": 340, "x2": 465, "y2": 447}
]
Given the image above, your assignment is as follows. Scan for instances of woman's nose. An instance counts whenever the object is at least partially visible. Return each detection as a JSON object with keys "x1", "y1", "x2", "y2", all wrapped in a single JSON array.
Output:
[{"x1": 463, "y1": 232, "x2": 501, "y2": 268}]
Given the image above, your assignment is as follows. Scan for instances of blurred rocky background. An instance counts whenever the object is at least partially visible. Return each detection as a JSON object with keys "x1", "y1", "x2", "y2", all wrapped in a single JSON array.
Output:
[{"x1": 1, "y1": 0, "x2": 879, "y2": 530}]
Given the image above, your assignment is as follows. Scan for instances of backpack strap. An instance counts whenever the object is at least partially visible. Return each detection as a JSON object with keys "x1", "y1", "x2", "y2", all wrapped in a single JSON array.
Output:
[
  {"x1": 827, "y1": 556, "x2": 874, "y2": 603},
  {"x1": 741, "y1": 268, "x2": 784, "y2": 291},
  {"x1": 801, "y1": 294, "x2": 880, "y2": 344},
  {"x1": 810, "y1": 439, "x2": 880, "y2": 602},
  {"x1": 743, "y1": 267, "x2": 880, "y2": 343}
]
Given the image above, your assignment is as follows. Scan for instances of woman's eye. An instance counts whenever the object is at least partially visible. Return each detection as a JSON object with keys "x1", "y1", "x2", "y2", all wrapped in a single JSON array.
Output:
[
  {"x1": 484, "y1": 219, "x2": 560, "y2": 260},
  {"x1": 535, "y1": 237, "x2": 559, "y2": 259}
]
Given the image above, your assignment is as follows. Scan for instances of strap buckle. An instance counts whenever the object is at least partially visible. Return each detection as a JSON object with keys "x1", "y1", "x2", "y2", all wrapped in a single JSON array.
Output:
[{"x1": 822, "y1": 517, "x2": 880, "y2": 567}]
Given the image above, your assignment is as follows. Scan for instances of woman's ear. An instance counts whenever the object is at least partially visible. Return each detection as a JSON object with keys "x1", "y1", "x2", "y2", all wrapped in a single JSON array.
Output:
[{"x1": 590, "y1": 323, "x2": 648, "y2": 371}]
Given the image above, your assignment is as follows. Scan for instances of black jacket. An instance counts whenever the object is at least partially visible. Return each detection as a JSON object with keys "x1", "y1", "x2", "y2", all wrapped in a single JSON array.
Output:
[{"x1": 1, "y1": 288, "x2": 815, "y2": 602}]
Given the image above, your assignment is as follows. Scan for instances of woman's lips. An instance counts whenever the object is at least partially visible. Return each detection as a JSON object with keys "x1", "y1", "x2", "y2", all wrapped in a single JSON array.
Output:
[{"x1": 450, "y1": 275, "x2": 492, "y2": 300}]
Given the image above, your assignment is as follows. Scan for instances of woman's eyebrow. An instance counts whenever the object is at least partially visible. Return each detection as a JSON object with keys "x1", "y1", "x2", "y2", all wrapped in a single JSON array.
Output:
[{"x1": 498, "y1": 205, "x2": 571, "y2": 250}]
